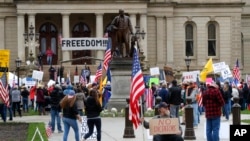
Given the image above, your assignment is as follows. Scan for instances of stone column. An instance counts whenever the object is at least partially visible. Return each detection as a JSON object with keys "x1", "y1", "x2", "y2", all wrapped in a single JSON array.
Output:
[
  {"x1": 156, "y1": 16, "x2": 164, "y2": 67},
  {"x1": 17, "y1": 14, "x2": 25, "y2": 61},
  {"x1": 140, "y1": 14, "x2": 147, "y2": 60},
  {"x1": 0, "y1": 16, "x2": 5, "y2": 49},
  {"x1": 130, "y1": 14, "x2": 136, "y2": 33},
  {"x1": 28, "y1": 14, "x2": 36, "y2": 54},
  {"x1": 166, "y1": 17, "x2": 174, "y2": 63},
  {"x1": 62, "y1": 13, "x2": 70, "y2": 63},
  {"x1": 96, "y1": 13, "x2": 104, "y2": 63}
]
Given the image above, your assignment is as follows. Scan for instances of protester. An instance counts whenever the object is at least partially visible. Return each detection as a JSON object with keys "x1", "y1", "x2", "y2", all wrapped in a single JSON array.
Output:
[
  {"x1": 36, "y1": 84, "x2": 46, "y2": 115},
  {"x1": 46, "y1": 47, "x2": 54, "y2": 65},
  {"x1": 21, "y1": 86, "x2": 29, "y2": 112},
  {"x1": 75, "y1": 87, "x2": 85, "y2": 116},
  {"x1": 202, "y1": 83, "x2": 225, "y2": 141},
  {"x1": 11, "y1": 86, "x2": 22, "y2": 117},
  {"x1": 83, "y1": 89, "x2": 103, "y2": 141},
  {"x1": 140, "y1": 102, "x2": 184, "y2": 141},
  {"x1": 60, "y1": 89, "x2": 82, "y2": 141},
  {"x1": 186, "y1": 82, "x2": 199, "y2": 128},
  {"x1": 50, "y1": 84, "x2": 64, "y2": 133},
  {"x1": 222, "y1": 82, "x2": 231, "y2": 120},
  {"x1": 168, "y1": 79, "x2": 182, "y2": 120},
  {"x1": 29, "y1": 85, "x2": 36, "y2": 109}
]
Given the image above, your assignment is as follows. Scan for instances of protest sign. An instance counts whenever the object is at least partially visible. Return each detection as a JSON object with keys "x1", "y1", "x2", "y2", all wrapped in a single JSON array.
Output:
[{"x1": 149, "y1": 118, "x2": 179, "y2": 135}]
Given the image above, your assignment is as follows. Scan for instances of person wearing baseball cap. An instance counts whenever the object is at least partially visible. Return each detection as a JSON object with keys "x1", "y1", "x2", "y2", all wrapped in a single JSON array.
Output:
[{"x1": 140, "y1": 102, "x2": 184, "y2": 141}]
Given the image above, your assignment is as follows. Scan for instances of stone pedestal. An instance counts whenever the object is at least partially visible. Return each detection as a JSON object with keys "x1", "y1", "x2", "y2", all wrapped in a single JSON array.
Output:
[{"x1": 108, "y1": 58, "x2": 133, "y2": 111}]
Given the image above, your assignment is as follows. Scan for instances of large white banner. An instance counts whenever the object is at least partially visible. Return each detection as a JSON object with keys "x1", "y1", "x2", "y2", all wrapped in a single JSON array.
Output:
[{"x1": 62, "y1": 38, "x2": 108, "y2": 50}]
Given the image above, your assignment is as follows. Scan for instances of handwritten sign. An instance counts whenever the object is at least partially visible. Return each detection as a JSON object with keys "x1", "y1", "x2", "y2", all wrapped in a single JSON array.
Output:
[
  {"x1": 220, "y1": 65, "x2": 232, "y2": 79},
  {"x1": 150, "y1": 67, "x2": 160, "y2": 76},
  {"x1": 81, "y1": 116, "x2": 97, "y2": 140},
  {"x1": 32, "y1": 70, "x2": 44, "y2": 80},
  {"x1": 213, "y1": 62, "x2": 226, "y2": 73},
  {"x1": 182, "y1": 71, "x2": 200, "y2": 82},
  {"x1": 149, "y1": 118, "x2": 179, "y2": 135}
]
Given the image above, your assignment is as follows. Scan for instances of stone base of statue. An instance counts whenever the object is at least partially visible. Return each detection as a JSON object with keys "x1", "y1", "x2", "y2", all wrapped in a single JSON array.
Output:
[{"x1": 108, "y1": 57, "x2": 133, "y2": 111}]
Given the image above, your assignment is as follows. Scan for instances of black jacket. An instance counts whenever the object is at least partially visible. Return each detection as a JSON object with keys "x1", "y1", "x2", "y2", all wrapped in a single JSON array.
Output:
[
  {"x1": 168, "y1": 86, "x2": 182, "y2": 105},
  {"x1": 84, "y1": 96, "x2": 102, "y2": 118}
]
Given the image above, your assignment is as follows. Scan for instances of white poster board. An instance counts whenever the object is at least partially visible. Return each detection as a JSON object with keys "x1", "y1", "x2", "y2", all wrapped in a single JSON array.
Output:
[
  {"x1": 182, "y1": 71, "x2": 200, "y2": 82},
  {"x1": 32, "y1": 70, "x2": 44, "y2": 81},
  {"x1": 213, "y1": 62, "x2": 226, "y2": 73},
  {"x1": 221, "y1": 65, "x2": 232, "y2": 79},
  {"x1": 81, "y1": 116, "x2": 97, "y2": 140},
  {"x1": 150, "y1": 67, "x2": 160, "y2": 76},
  {"x1": 74, "y1": 76, "x2": 80, "y2": 84}
]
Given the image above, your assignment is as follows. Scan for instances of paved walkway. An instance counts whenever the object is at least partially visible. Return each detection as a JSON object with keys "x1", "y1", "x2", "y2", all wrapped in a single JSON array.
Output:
[{"x1": 8, "y1": 114, "x2": 250, "y2": 141}]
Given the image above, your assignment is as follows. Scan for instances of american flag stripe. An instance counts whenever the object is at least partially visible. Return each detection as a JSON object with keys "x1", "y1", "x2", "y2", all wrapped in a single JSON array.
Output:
[
  {"x1": 0, "y1": 71, "x2": 9, "y2": 107},
  {"x1": 145, "y1": 88, "x2": 153, "y2": 109},
  {"x1": 103, "y1": 38, "x2": 112, "y2": 71},
  {"x1": 46, "y1": 125, "x2": 52, "y2": 137},
  {"x1": 94, "y1": 63, "x2": 102, "y2": 83},
  {"x1": 129, "y1": 47, "x2": 145, "y2": 129},
  {"x1": 232, "y1": 58, "x2": 241, "y2": 85}
]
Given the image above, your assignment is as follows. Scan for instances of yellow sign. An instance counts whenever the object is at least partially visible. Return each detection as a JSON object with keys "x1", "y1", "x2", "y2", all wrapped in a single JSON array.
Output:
[{"x1": 0, "y1": 50, "x2": 10, "y2": 77}]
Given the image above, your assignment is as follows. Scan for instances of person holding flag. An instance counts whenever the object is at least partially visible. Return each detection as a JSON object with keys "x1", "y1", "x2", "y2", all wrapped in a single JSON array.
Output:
[{"x1": 200, "y1": 58, "x2": 213, "y2": 82}]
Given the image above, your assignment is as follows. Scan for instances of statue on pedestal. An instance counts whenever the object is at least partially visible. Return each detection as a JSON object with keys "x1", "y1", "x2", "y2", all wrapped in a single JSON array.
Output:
[{"x1": 111, "y1": 9, "x2": 134, "y2": 58}]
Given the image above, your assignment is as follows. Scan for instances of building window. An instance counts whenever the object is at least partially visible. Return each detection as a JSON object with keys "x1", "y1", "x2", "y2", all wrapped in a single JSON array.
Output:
[
  {"x1": 208, "y1": 24, "x2": 216, "y2": 56},
  {"x1": 185, "y1": 24, "x2": 194, "y2": 56}
]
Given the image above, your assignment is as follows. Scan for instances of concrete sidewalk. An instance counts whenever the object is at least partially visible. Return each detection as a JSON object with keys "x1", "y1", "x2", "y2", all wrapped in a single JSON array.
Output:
[{"x1": 10, "y1": 114, "x2": 250, "y2": 141}]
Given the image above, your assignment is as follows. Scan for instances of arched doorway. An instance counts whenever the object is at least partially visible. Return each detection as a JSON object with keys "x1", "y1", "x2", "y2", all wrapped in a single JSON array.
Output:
[
  {"x1": 72, "y1": 22, "x2": 91, "y2": 65},
  {"x1": 39, "y1": 22, "x2": 58, "y2": 65}
]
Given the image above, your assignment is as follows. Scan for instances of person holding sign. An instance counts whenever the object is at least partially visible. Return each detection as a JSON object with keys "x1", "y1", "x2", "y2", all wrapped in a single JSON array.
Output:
[
  {"x1": 83, "y1": 89, "x2": 103, "y2": 141},
  {"x1": 140, "y1": 102, "x2": 183, "y2": 141}
]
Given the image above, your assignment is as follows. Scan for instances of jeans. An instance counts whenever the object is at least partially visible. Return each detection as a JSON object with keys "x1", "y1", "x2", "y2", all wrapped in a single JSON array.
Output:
[
  {"x1": 12, "y1": 101, "x2": 22, "y2": 117},
  {"x1": 192, "y1": 103, "x2": 199, "y2": 126},
  {"x1": 223, "y1": 99, "x2": 230, "y2": 120},
  {"x1": 62, "y1": 117, "x2": 79, "y2": 141},
  {"x1": 50, "y1": 109, "x2": 62, "y2": 132},
  {"x1": 206, "y1": 117, "x2": 221, "y2": 141},
  {"x1": 84, "y1": 117, "x2": 102, "y2": 141},
  {"x1": 47, "y1": 56, "x2": 52, "y2": 65},
  {"x1": 7, "y1": 104, "x2": 13, "y2": 120},
  {"x1": 22, "y1": 97, "x2": 29, "y2": 112},
  {"x1": 0, "y1": 104, "x2": 6, "y2": 122},
  {"x1": 170, "y1": 104, "x2": 180, "y2": 123}
]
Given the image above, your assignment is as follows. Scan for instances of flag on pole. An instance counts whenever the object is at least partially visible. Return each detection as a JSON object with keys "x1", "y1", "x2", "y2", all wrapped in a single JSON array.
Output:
[
  {"x1": 103, "y1": 38, "x2": 112, "y2": 71},
  {"x1": 129, "y1": 48, "x2": 145, "y2": 129},
  {"x1": 200, "y1": 58, "x2": 213, "y2": 82},
  {"x1": 94, "y1": 63, "x2": 102, "y2": 83},
  {"x1": 80, "y1": 69, "x2": 87, "y2": 85},
  {"x1": 46, "y1": 121, "x2": 52, "y2": 138},
  {"x1": 0, "y1": 69, "x2": 9, "y2": 107},
  {"x1": 232, "y1": 58, "x2": 241, "y2": 85}
]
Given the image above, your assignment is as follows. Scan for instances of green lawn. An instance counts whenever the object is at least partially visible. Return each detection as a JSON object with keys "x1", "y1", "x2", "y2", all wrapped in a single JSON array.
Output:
[{"x1": 27, "y1": 122, "x2": 48, "y2": 141}]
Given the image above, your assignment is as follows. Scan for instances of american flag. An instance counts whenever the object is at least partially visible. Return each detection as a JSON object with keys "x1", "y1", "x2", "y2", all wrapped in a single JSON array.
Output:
[
  {"x1": 103, "y1": 38, "x2": 112, "y2": 71},
  {"x1": 129, "y1": 48, "x2": 145, "y2": 129},
  {"x1": 94, "y1": 63, "x2": 102, "y2": 83},
  {"x1": 233, "y1": 58, "x2": 241, "y2": 85},
  {"x1": 46, "y1": 121, "x2": 52, "y2": 138},
  {"x1": 80, "y1": 69, "x2": 87, "y2": 85},
  {"x1": 58, "y1": 33, "x2": 62, "y2": 45},
  {"x1": 145, "y1": 88, "x2": 153, "y2": 109},
  {"x1": 0, "y1": 70, "x2": 10, "y2": 107}
]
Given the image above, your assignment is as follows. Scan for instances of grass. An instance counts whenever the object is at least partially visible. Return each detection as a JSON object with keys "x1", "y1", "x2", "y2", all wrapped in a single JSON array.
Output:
[{"x1": 27, "y1": 122, "x2": 48, "y2": 141}]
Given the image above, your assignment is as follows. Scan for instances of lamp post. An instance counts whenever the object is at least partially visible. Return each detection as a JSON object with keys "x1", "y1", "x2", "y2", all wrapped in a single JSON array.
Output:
[
  {"x1": 15, "y1": 57, "x2": 22, "y2": 88},
  {"x1": 23, "y1": 23, "x2": 40, "y2": 58},
  {"x1": 184, "y1": 56, "x2": 191, "y2": 72}
]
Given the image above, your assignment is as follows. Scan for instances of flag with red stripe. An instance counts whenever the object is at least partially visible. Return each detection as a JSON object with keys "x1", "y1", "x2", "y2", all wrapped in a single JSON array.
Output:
[
  {"x1": 103, "y1": 37, "x2": 112, "y2": 71},
  {"x1": 0, "y1": 70, "x2": 9, "y2": 107},
  {"x1": 94, "y1": 63, "x2": 102, "y2": 83},
  {"x1": 145, "y1": 88, "x2": 153, "y2": 109},
  {"x1": 232, "y1": 58, "x2": 241, "y2": 85},
  {"x1": 129, "y1": 47, "x2": 145, "y2": 129},
  {"x1": 46, "y1": 121, "x2": 52, "y2": 138}
]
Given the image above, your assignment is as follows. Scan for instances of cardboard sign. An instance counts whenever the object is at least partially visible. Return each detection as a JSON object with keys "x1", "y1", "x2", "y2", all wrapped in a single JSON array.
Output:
[
  {"x1": 150, "y1": 67, "x2": 160, "y2": 76},
  {"x1": 149, "y1": 118, "x2": 179, "y2": 135},
  {"x1": 32, "y1": 70, "x2": 44, "y2": 81}
]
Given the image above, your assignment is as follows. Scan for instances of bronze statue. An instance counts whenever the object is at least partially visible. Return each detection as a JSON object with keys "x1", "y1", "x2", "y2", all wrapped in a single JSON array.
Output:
[{"x1": 111, "y1": 9, "x2": 133, "y2": 57}]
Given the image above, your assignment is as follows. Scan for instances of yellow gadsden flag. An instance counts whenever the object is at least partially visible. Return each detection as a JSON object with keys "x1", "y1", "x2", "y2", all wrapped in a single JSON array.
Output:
[{"x1": 200, "y1": 58, "x2": 213, "y2": 82}]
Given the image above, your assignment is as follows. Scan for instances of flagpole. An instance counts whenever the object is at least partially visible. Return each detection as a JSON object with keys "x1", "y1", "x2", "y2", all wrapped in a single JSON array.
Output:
[{"x1": 140, "y1": 96, "x2": 146, "y2": 141}]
